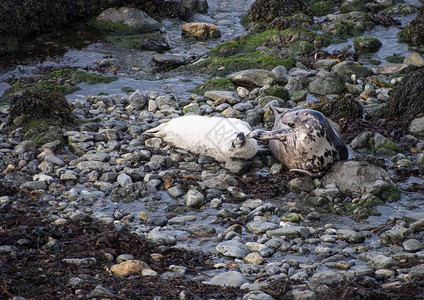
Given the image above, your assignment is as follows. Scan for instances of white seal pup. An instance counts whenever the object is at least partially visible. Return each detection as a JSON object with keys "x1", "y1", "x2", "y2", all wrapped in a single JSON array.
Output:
[
  {"x1": 247, "y1": 106, "x2": 348, "y2": 176},
  {"x1": 144, "y1": 115, "x2": 258, "y2": 162}
]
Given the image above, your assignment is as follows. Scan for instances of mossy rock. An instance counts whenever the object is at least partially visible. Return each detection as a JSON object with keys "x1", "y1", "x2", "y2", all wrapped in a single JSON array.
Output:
[
  {"x1": 354, "y1": 36, "x2": 382, "y2": 54},
  {"x1": 321, "y1": 12, "x2": 375, "y2": 38},
  {"x1": 309, "y1": 0, "x2": 337, "y2": 16},
  {"x1": 268, "y1": 27, "x2": 331, "y2": 47},
  {"x1": 261, "y1": 85, "x2": 289, "y2": 100},
  {"x1": 2, "y1": 68, "x2": 117, "y2": 100},
  {"x1": 383, "y1": 5, "x2": 417, "y2": 16},
  {"x1": 269, "y1": 13, "x2": 314, "y2": 30},
  {"x1": 385, "y1": 55, "x2": 405, "y2": 63},
  {"x1": 249, "y1": 0, "x2": 312, "y2": 23},
  {"x1": 6, "y1": 89, "x2": 74, "y2": 145},
  {"x1": 209, "y1": 29, "x2": 279, "y2": 58},
  {"x1": 181, "y1": 52, "x2": 296, "y2": 76},
  {"x1": 340, "y1": 0, "x2": 367, "y2": 13},
  {"x1": 397, "y1": 7, "x2": 424, "y2": 48},
  {"x1": 209, "y1": 41, "x2": 241, "y2": 57},
  {"x1": 318, "y1": 94, "x2": 363, "y2": 121},
  {"x1": 288, "y1": 40, "x2": 314, "y2": 55},
  {"x1": 191, "y1": 78, "x2": 236, "y2": 95}
]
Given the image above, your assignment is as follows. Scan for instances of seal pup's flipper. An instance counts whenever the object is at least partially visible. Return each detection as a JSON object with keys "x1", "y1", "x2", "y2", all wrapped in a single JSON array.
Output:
[
  {"x1": 143, "y1": 123, "x2": 167, "y2": 136},
  {"x1": 247, "y1": 128, "x2": 291, "y2": 141}
]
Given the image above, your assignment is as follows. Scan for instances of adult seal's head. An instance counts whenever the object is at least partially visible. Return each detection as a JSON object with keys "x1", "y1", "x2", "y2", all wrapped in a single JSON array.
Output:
[{"x1": 247, "y1": 106, "x2": 348, "y2": 176}]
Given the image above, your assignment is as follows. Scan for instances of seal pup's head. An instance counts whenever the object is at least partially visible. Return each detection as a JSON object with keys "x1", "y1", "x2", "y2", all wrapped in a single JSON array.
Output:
[{"x1": 228, "y1": 131, "x2": 258, "y2": 160}]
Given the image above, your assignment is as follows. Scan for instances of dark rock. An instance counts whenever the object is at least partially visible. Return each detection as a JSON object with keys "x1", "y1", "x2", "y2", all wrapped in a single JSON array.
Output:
[
  {"x1": 249, "y1": 0, "x2": 312, "y2": 24},
  {"x1": 152, "y1": 54, "x2": 189, "y2": 70},
  {"x1": 386, "y1": 68, "x2": 424, "y2": 122},
  {"x1": 398, "y1": 7, "x2": 424, "y2": 49},
  {"x1": 319, "y1": 94, "x2": 363, "y2": 121},
  {"x1": 141, "y1": 39, "x2": 171, "y2": 52}
]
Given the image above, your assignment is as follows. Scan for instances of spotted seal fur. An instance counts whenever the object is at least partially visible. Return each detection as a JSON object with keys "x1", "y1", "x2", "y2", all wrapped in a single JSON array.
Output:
[
  {"x1": 144, "y1": 115, "x2": 258, "y2": 162},
  {"x1": 247, "y1": 106, "x2": 348, "y2": 176}
]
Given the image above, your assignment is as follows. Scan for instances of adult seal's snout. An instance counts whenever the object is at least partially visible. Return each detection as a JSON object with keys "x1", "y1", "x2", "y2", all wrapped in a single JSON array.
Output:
[{"x1": 250, "y1": 106, "x2": 348, "y2": 176}]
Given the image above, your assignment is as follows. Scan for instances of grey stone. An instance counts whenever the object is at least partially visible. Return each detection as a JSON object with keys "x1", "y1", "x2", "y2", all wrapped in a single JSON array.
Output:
[
  {"x1": 246, "y1": 221, "x2": 279, "y2": 233},
  {"x1": 368, "y1": 255, "x2": 398, "y2": 269},
  {"x1": 229, "y1": 69, "x2": 274, "y2": 88},
  {"x1": 185, "y1": 189, "x2": 205, "y2": 207},
  {"x1": 266, "y1": 226, "x2": 310, "y2": 238},
  {"x1": 206, "y1": 271, "x2": 249, "y2": 287},
  {"x1": 147, "y1": 227, "x2": 177, "y2": 245},
  {"x1": 403, "y1": 239, "x2": 423, "y2": 252},
  {"x1": 117, "y1": 173, "x2": 133, "y2": 187},
  {"x1": 96, "y1": 7, "x2": 160, "y2": 33},
  {"x1": 216, "y1": 240, "x2": 249, "y2": 258},
  {"x1": 20, "y1": 180, "x2": 47, "y2": 190},
  {"x1": 311, "y1": 270, "x2": 345, "y2": 284},
  {"x1": 409, "y1": 116, "x2": 424, "y2": 137}
]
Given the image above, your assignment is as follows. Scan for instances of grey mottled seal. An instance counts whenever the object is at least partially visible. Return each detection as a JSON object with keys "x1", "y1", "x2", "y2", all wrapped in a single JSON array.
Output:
[{"x1": 247, "y1": 106, "x2": 348, "y2": 176}]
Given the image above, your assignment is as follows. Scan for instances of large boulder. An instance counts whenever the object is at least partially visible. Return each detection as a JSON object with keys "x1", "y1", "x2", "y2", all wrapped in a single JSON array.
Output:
[
  {"x1": 386, "y1": 68, "x2": 424, "y2": 122},
  {"x1": 94, "y1": 7, "x2": 160, "y2": 33},
  {"x1": 229, "y1": 69, "x2": 274, "y2": 88},
  {"x1": 323, "y1": 161, "x2": 399, "y2": 199}
]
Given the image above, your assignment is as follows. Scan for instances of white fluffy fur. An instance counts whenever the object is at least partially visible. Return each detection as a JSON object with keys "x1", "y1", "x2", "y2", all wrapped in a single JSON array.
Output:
[{"x1": 144, "y1": 115, "x2": 257, "y2": 162}]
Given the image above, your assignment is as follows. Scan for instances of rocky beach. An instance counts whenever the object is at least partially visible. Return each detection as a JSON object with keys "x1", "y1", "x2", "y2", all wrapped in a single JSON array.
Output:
[{"x1": 1, "y1": 0, "x2": 424, "y2": 299}]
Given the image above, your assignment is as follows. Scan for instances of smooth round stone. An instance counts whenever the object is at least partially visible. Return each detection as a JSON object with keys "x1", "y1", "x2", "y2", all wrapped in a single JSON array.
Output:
[
  {"x1": 403, "y1": 239, "x2": 423, "y2": 252},
  {"x1": 246, "y1": 221, "x2": 278, "y2": 234},
  {"x1": 368, "y1": 255, "x2": 398, "y2": 269},
  {"x1": 216, "y1": 240, "x2": 249, "y2": 258},
  {"x1": 185, "y1": 189, "x2": 205, "y2": 208},
  {"x1": 205, "y1": 271, "x2": 249, "y2": 287},
  {"x1": 244, "y1": 252, "x2": 264, "y2": 265}
]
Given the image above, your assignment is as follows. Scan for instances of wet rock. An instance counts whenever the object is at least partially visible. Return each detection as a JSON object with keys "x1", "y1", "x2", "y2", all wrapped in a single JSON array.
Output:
[
  {"x1": 185, "y1": 189, "x2": 205, "y2": 208},
  {"x1": 87, "y1": 285, "x2": 115, "y2": 298},
  {"x1": 266, "y1": 226, "x2": 310, "y2": 238},
  {"x1": 152, "y1": 54, "x2": 188, "y2": 70},
  {"x1": 109, "y1": 260, "x2": 150, "y2": 276},
  {"x1": 403, "y1": 239, "x2": 423, "y2": 252},
  {"x1": 216, "y1": 240, "x2": 250, "y2": 258},
  {"x1": 409, "y1": 116, "x2": 424, "y2": 137},
  {"x1": 243, "y1": 291, "x2": 275, "y2": 300},
  {"x1": 404, "y1": 52, "x2": 424, "y2": 68},
  {"x1": 147, "y1": 227, "x2": 177, "y2": 245},
  {"x1": 95, "y1": 7, "x2": 160, "y2": 34},
  {"x1": 20, "y1": 180, "x2": 47, "y2": 190},
  {"x1": 323, "y1": 161, "x2": 397, "y2": 196},
  {"x1": 225, "y1": 158, "x2": 252, "y2": 173},
  {"x1": 368, "y1": 255, "x2": 398, "y2": 269},
  {"x1": 271, "y1": 65, "x2": 289, "y2": 85},
  {"x1": 337, "y1": 229, "x2": 364, "y2": 243},
  {"x1": 378, "y1": 63, "x2": 409, "y2": 75},
  {"x1": 127, "y1": 90, "x2": 147, "y2": 111},
  {"x1": 354, "y1": 36, "x2": 382, "y2": 54},
  {"x1": 167, "y1": 186, "x2": 184, "y2": 198},
  {"x1": 246, "y1": 221, "x2": 279, "y2": 233},
  {"x1": 117, "y1": 173, "x2": 132, "y2": 187},
  {"x1": 308, "y1": 74, "x2": 344, "y2": 95},
  {"x1": 331, "y1": 60, "x2": 371, "y2": 79},
  {"x1": 181, "y1": 22, "x2": 221, "y2": 39},
  {"x1": 229, "y1": 69, "x2": 274, "y2": 88},
  {"x1": 410, "y1": 218, "x2": 424, "y2": 232},
  {"x1": 183, "y1": 103, "x2": 200, "y2": 114},
  {"x1": 206, "y1": 271, "x2": 249, "y2": 287},
  {"x1": 380, "y1": 225, "x2": 409, "y2": 246},
  {"x1": 310, "y1": 270, "x2": 345, "y2": 284},
  {"x1": 321, "y1": 12, "x2": 375, "y2": 38},
  {"x1": 205, "y1": 90, "x2": 239, "y2": 105}
]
